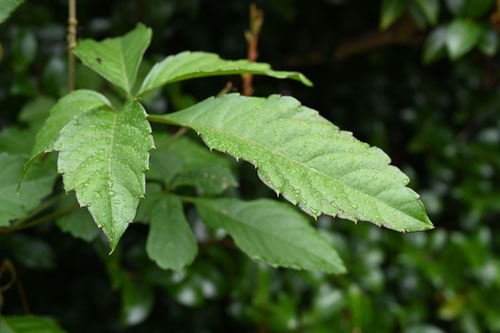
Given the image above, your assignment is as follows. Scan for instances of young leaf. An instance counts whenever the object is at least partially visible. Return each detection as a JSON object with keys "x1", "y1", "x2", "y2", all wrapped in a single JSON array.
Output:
[
  {"x1": 150, "y1": 94, "x2": 433, "y2": 233},
  {"x1": 146, "y1": 194, "x2": 198, "y2": 271},
  {"x1": 0, "y1": 0, "x2": 24, "y2": 24},
  {"x1": 54, "y1": 99, "x2": 154, "y2": 250},
  {"x1": 380, "y1": 0, "x2": 405, "y2": 30},
  {"x1": 137, "y1": 51, "x2": 312, "y2": 97},
  {"x1": 446, "y1": 19, "x2": 482, "y2": 60},
  {"x1": 194, "y1": 198, "x2": 345, "y2": 274},
  {"x1": 73, "y1": 23, "x2": 152, "y2": 95},
  {"x1": 0, "y1": 315, "x2": 66, "y2": 333},
  {"x1": 55, "y1": 192, "x2": 100, "y2": 242},
  {"x1": 20, "y1": 90, "x2": 111, "y2": 187},
  {"x1": 0, "y1": 153, "x2": 56, "y2": 227}
]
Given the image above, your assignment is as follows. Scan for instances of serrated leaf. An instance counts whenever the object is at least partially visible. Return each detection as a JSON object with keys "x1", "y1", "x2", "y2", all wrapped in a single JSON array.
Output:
[
  {"x1": 171, "y1": 164, "x2": 238, "y2": 195},
  {"x1": 0, "y1": 153, "x2": 56, "y2": 227},
  {"x1": 73, "y1": 23, "x2": 152, "y2": 95},
  {"x1": 137, "y1": 51, "x2": 312, "y2": 97},
  {"x1": 414, "y1": 0, "x2": 439, "y2": 25},
  {"x1": 0, "y1": 315, "x2": 66, "y2": 333},
  {"x1": 0, "y1": 0, "x2": 24, "y2": 24},
  {"x1": 446, "y1": 19, "x2": 482, "y2": 60},
  {"x1": 146, "y1": 194, "x2": 198, "y2": 271},
  {"x1": 55, "y1": 192, "x2": 99, "y2": 242},
  {"x1": 423, "y1": 26, "x2": 447, "y2": 64},
  {"x1": 194, "y1": 198, "x2": 345, "y2": 274},
  {"x1": 53, "y1": 99, "x2": 154, "y2": 250},
  {"x1": 150, "y1": 94, "x2": 433, "y2": 232},
  {"x1": 20, "y1": 90, "x2": 112, "y2": 188},
  {"x1": 380, "y1": 0, "x2": 405, "y2": 30}
]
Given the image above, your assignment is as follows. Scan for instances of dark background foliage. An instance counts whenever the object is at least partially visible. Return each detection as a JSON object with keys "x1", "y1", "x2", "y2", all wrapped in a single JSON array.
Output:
[{"x1": 1, "y1": 0, "x2": 499, "y2": 332}]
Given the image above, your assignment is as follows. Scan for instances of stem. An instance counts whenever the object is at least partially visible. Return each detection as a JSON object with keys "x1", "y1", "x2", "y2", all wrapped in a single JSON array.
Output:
[
  {"x1": 68, "y1": 0, "x2": 77, "y2": 91},
  {"x1": 243, "y1": 4, "x2": 263, "y2": 96},
  {"x1": 163, "y1": 127, "x2": 189, "y2": 148},
  {"x1": 178, "y1": 195, "x2": 197, "y2": 203},
  {"x1": 0, "y1": 203, "x2": 78, "y2": 235},
  {"x1": 9, "y1": 194, "x2": 64, "y2": 229}
]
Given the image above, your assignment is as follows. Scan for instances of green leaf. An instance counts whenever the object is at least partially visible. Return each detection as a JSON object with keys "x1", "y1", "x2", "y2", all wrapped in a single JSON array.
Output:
[
  {"x1": 55, "y1": 192, "x2": 100, "y2": 242},
  {"x1": 0, "y1": 153, "x2": 56, "y2": 227},
  {"x1": 478, "y1": 27, "x2": 499, "y2": 56},
  {"x1": 149, "y1": 132, "x2": 237, "y2": 193},
  {"x1": 11, "y1": 28, "x2": 37, "y2": 72},
  {"x1": 146, "y1": 194, "x2": 198, "y2": 271},
  {"x1": 0, "y1": 0, "x2": 24, "y2": 24},
  {"x1": 137, "y1": 51, "x2": 312, "y2": 97},
  {"x1": 18, "y1": 96, "x2": 55, "y2": 130},
  {"x1": 20, "y1": 90, "x2": 112, "y2": 188},
  {"x1": 120, "y1": 279, "x2": 154, "y2": 326},
  {"x1": 446, "y1": 19, "x2": 482, "y2": 60},
  {"x1": 150, "y1": 94, "x2": 433, "y2": 232},
  {"x1": 194, "y1": 198, "x2": 345, "y2": 274},
  {"x1": 0, "y1": 315, "x2": 66, "y2": 333},
  {"x1": 380, "y1": 0, "x2": 405, "y2": 30},
  {"x1": 414, "y1": 0, "x2": 439, "y2": 25},
  {"x1": 462, "y1": 0, "x2": 494, "y2": 18},
  {"x1": 53, "y1": 99, "x2": 154, "y2": 250},
  {"x1": 171, "y1": 164, "x2": 238, "y2": 195},
  {"x1": 73, "y1": 23, "x2": 152, "y2": 95},
  {"x1": 135, "y1": 182, "x2": 163, "y2": 223},
  {"x1": 423, "y1": 26, "x2": 448, "y2": 64}
]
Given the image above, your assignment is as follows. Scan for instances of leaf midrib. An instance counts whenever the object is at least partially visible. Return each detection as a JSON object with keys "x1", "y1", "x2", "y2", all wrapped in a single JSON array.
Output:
[{"x1": 187, "y1": 122, "x2": 429, "y2": 228}]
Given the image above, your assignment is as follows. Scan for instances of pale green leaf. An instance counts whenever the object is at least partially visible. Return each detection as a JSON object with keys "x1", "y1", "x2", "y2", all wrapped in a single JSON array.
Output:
[
  {"x1": 120, "y1": 279, "x2": 154, "y2": 326},
  {"x1": 446, "y1": 19, "x2": 482, "y2": 60},
  {"x1": 73, "y1": 23, "x2": 152, "y2": 95},
  {"x1": 414, "y1": 0, "x2": 439, "y2": 25},
  {"x1": 194, "y1": 198, "x2": 345, "y2": 274},
  {"x1": 380, "y1": 0, "x2": 405, "y2": 30},
  {"x1": 0, "y1": 315, "x2": 66, "y2": 333},
  {"x1": 20, "y1": 90, "x2": 111, "y2": 188},
  {"x1": 55, "y1": 192, "x2": 99, "y2": 242},
  {"x1": 0, "y1": 153, "x2": 56, "y2": 227},
  {"x1": 478, "y1": 27, "x2": 499, "y2": 56},
  {"x1": 0, "y1": 0, "x2": 24, "y2": 24},
  {"x1": 150, "y1": 94, "x2": 433, "y2": 232},
  {"x1": 137, "y1": 51, "x2": 312, "y2": 97},
  {"x1": 54, "y1": 99, "x2": 154, "y2": 250},
  {"x1": 146, "y1": 194, "x2": 198, "y2": 271}
]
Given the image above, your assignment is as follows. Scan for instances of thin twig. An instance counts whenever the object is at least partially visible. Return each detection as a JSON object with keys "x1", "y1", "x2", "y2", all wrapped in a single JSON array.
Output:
[
  {"x1": 0, "y1": 203, "x2": 78, "y2": 235},
  {"x1": 68, "y1": 0, "x2": 77, "y2": 91},
  {"x1": 163, "y1": 127, "x2": 189, "y2": 148},
  {"x1": 8, "y1": 194, "x2": 64, "y2": 229},
  {"x1": 243, "y1": 4, "x2": 263, "y2": 96}
]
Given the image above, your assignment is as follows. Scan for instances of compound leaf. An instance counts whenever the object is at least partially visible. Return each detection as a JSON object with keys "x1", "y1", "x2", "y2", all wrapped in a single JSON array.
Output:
[
  {"x1": 194, "y1": 198, "x2": 345, "y2": 274},
  {"x1": 73, "y1": 23, "x2": 152, "y2": 95},
  {"x1": 54, "y1": 99, "x2": 154, "y2": 250},
  {"x1": 146, "y1": 194, "x2": 198, "y2": 271},
  {"x1": 150, "y1": 94, "x2": 433, "y2": 233},
  {"x1": 20, "y1": 90, "x2": 111, "y2": 188},
  {"x1": 137, "y1": 51, "x2": 312, "y2": 97}
]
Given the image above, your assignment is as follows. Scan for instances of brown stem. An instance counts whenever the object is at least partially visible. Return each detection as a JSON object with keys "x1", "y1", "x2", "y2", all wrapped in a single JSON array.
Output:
[
  {"x1": 243, "y1": 4, "x2": 263, "y2": 96},
  {"x1": 68, "y1": 0, "x2": 77, "y2": 91}
]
